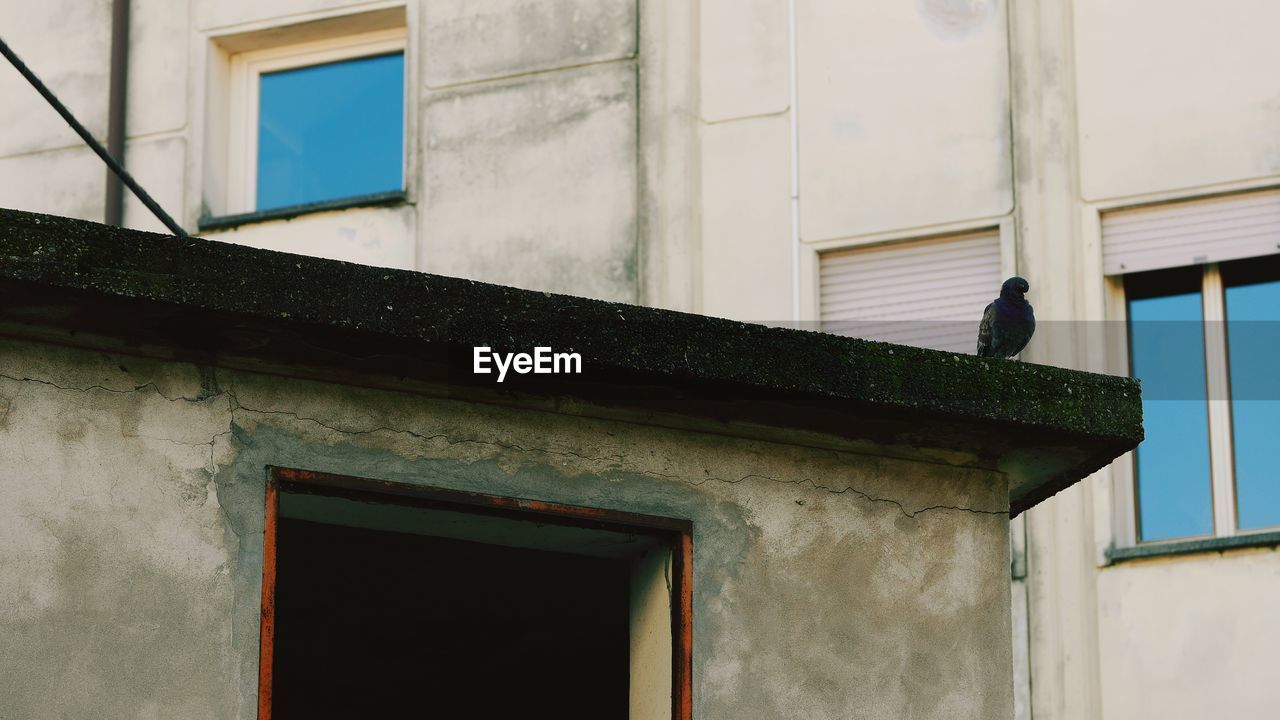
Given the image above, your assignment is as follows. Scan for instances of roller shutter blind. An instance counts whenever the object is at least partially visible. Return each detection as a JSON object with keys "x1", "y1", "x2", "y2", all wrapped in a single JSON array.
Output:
[
  {"x1": 1102, "y1": 189, "x2": 1280, "y2": 275},
  {"x1": 819, "y1": 230, "x2": 1001, "y2": 353}
]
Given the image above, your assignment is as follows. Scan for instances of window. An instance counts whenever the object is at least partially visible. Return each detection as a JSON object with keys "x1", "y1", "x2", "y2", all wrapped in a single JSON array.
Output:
[
  {"x1": 1123, "y1": 256, "x2": 1280, "y2": 542},
  {"x1": 1125, "y1": 267, "x2": 1213, "y2": 541},
  {"x1": 1104, "y1": 189, "x2": 1280, "y2": 545},
  {"x1": 819, "y1": 229, "x2": 1004, "y2": 353},
  {"x1": 1222, "y1": 255, "x2": 1280, "y2": 531},
  {"x1": 259, "y1": 468, "x2": 693, "y2": 720},
  {"x1": 227, "y1": 29, "x2": 406, "y2": 214}
]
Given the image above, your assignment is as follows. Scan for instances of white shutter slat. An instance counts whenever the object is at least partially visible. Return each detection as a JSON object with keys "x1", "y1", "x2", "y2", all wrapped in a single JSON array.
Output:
[
  {"x1": 1105, "y1": 204, "x2": 1280, "y2": 234},
  {"x1": 820, "y1": 235, "x2": 996, "y2": 274},
  {"x1": 1103, "y1": 190, "x2": 1279, "y2": 226},
  {"x1": 820, "y1": 258, "x2": 993, "y2": 281},
  {"x1": 819, "y1": 230, "x2": 1001, "y2": 353},
  {"x1": 821, "y1": 271, "x2": 998, "y2": 303},
  {"x1": 820, "y1": 289, "x2": 993, "y2": 320},
  {"x1": 1102, "y1": 189, "x2": 1280, "y2": 275}
]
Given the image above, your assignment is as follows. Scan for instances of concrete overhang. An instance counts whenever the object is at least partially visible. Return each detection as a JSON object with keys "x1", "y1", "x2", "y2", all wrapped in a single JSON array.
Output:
[{"x1": 0, "y1": 208, "x2": 1142, "y2": 516}]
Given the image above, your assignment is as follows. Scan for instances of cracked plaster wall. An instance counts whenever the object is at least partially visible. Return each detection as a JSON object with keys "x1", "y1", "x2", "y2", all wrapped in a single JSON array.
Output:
[{"x1": 0, "y1": 336, "x2": 1012, "y2": 719}]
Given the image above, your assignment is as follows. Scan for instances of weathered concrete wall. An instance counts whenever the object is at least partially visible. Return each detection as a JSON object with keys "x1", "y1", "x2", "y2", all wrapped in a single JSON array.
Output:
[
  {"x1": 796, "y1": 0, "x2": 1012, "y2": 242},
  {"x1": 0, "y1": 341, "x2": 237, "y2": 718},
  {"x1": 0, "y1": 146, "x2": 108, "y2": 225},
  {"x1": 694, "y1": 0, "x2": 792, "y2": 321},
  {"x1": 421, "y1": 62, "x2": 637, "y2": 300},
  {"x1": 208, "y1": 203, "x2": 418, "y2": 270},
  {"x1": 421, "y1": 0, "x2": 635, "y2": 87},
  {"x1": 0, "y1": 0, "x2": 110, "y2": 224},
  {"x1": 0, "y1": 336, "x2": 1012, "y2": 719},
  {"x1": 0, "y1": 2, "x2": 112, "y2": 160},
  {"x1": 13, "y1": 2, "x2": 1277, "y2": 714},
  {"x1": 699, "y1": 113, "x2": 792, "y2": 321},
  {"x1": 0, "y1": 0, "x2": 642, "y2": 300},
  {"x1": 198, "y1": 0, "x2": 641, "y2": 299}
]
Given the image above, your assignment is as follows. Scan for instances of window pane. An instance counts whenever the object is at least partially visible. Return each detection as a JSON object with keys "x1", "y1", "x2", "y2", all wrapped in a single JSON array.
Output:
[
  {"x1": 1128, "y1": 287, "x2": 1213, "y2": 541},
  {"x1": 1224, "y1": 258, "x2": 1280, "y2": 531},
  {"x1": 257, "y1": 52, "x2": 404, "y2": 211}
]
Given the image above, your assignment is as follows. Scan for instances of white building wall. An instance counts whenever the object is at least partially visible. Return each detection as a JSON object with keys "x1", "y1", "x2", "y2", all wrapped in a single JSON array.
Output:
[
  {"x1": 0, "y1": 2, "x2": 113, "y2": 223},
  {"x1": 1097, "y1": 550, "x2": 1280, "y2": 719},
  {"x1": 1068, "y1": 4, "x2": 1280, "y2": 720},
  {"x1": 696, "y1": 0, "x2": 793, "y2": 321},
  {"x1": 796, "y1": 0, "x2": 1012, "y2": 242},
  {"x1": 1074, "y1": 0, "x2": 1280, "y2": 202}
]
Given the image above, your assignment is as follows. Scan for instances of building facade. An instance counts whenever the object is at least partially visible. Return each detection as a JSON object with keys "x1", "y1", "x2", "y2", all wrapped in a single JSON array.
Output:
[
  {"x1": 0, "y1": 208, "x2": 1144, "y2": 718},
  {"x1": 1, "y1": 1, "x2": 1278, "y2": 718}
]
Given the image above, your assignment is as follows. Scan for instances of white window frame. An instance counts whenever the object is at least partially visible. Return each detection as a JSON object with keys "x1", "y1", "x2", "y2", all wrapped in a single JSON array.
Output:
[
  {"x1": 1107, "y1": 240, "x2": 1280, "y2": 547},
  {"x1": 225, "y1": 27, "x2": 408, "y2": 214}
]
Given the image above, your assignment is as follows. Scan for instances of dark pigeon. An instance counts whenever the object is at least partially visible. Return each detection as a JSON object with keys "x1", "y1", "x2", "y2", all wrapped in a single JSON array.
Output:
[{"x1": 977, "y1": 276, "x2": 1035, "y2": 358}]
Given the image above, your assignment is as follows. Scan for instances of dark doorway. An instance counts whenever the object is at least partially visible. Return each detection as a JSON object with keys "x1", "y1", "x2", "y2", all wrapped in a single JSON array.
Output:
[{"x1": 270, "y1": 517, "x2": 629, "y2": 719}]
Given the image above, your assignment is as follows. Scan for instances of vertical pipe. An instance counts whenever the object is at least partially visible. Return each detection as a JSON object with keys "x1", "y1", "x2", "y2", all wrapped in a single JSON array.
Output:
[{"x1": 104, "y1": 0, "x2": 130, "y2": 226}]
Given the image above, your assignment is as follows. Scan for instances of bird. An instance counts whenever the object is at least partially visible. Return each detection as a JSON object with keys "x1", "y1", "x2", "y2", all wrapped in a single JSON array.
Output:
[{"x1": 977, "y1": 276, "x2": 1035, "y2": 358}]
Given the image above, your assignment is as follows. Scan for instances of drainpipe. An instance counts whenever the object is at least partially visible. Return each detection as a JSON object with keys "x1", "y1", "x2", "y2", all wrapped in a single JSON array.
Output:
[{"x1": 104, "y1": 0, "x2": 129, "y2": 226}]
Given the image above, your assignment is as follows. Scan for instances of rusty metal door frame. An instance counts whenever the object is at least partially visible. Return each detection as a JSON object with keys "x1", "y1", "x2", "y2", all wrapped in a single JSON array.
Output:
[{"x1": 258, "y1": 465, "x2": 693, "y2": 720}]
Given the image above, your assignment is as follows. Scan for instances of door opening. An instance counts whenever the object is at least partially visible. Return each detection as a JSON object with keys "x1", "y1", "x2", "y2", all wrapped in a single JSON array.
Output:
[{"x1": 258, "y1": 467, "x2": 692, "y2": 720}]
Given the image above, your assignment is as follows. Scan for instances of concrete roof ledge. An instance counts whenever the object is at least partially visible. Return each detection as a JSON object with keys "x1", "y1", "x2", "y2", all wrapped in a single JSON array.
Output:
[{"x1": 0, "y1": 208, "x2": 1142, "y2": 516}]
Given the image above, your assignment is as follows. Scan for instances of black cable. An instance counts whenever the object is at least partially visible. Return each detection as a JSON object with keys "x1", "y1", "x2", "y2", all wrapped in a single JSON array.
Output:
[{"x1": 0, "y1": 35, "x2": 189, "y2": 237}]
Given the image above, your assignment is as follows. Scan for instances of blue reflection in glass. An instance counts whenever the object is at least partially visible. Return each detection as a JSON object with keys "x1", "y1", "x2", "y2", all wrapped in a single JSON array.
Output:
[
  {"x1": 1225, "y1": 277, "x2": 1280, "y2": 530},
  {"x1": 257, "y1": 53, "x2": 404, "y2": 211},
  {"x1": 1129, "y1": 291, "x2": 1213, "y2": 541}
]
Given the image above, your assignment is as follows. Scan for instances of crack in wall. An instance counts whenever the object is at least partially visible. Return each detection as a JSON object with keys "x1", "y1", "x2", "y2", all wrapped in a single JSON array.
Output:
[
  {"x1": 224, "y1": 385, "x2": 632, "y2": 467},
  {"x1": 697, "y1": 473, "x2": 1008, "y2": 518},
  {"x1": 20, "y1": 513, "x2": 88, "y2": 548},
  {"x1": 0, "y1": 372, "x2": 208, "y2": 403},
  {"x1": 223, "y1": 384, "x2": 1006, "y2": 518},
  {"x1": 124, "y1": 430, "x2": 234, "y2": 477},
  {"x1": 1, "y1": 370, "x2": 1007, "y2": 519}
]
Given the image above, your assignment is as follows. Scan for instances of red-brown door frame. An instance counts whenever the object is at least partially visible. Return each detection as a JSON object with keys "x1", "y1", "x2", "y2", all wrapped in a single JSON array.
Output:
[
  {"x1": 257, "y1": 478, "x2": 279, "y2": 720},
  {"x1": 257, "y1": 466, "x2": 694, "y2": 720}
]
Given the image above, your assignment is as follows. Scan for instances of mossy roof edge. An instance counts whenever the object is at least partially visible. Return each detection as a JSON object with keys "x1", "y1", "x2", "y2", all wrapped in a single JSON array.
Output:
[{"x1": 0, "y1": 207, "x2": 1143, "y2": 455}]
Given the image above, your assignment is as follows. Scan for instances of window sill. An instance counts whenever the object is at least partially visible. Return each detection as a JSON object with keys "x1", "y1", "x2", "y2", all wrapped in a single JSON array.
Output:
[
  {"x1": 1105, "y1": 530, "x2": 1280, "y2": 565},
  {"x1": 198, "y1": 190, "x2": 408, "y2": 232}
]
